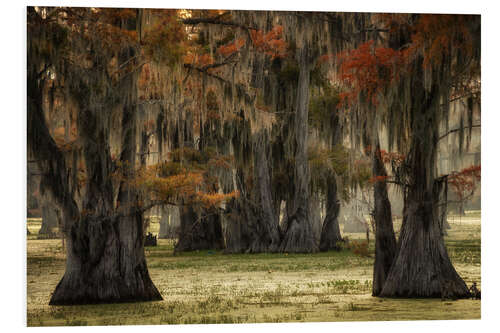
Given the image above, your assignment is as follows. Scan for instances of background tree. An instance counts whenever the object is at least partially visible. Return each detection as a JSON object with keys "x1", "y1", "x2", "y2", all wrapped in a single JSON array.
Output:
[
  {"x1": 337, "y1": 13, "x2": 480, "y2": 298},
  {"x1": 27, "y1": 7, "x2": 190, "y2": 304}
]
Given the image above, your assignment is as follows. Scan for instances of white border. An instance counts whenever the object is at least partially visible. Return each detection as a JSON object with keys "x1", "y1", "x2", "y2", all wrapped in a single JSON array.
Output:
[{"x1": 3, "y1": 1, "x2": 498, "y2": 332}]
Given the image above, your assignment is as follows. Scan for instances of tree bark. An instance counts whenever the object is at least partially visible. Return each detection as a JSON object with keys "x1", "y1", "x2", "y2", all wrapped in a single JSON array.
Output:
[
  {"x1": 279, "y1": 46, "x2": 318, "y2": 253},
  {"x1": 380, "y1": 126, "x2": 470, "y2": 299},
  {"x1": 159, "y1": 205, "x2": 180, "y2": 239},
  {"x1": 48, "y1": 24, "x2": 162, "y2": 304},
  {"x1": 224, "y1": 114, "x2": 281, "y2": 253},
  {"x1": 224, "y1": 198, "x2": 252, "y2": 253},
  {"x1": 309, "y1": 195, "x2": 323, "y2": 244},
  {"x1": 319, "y1": 176, "x2": 343, "y2": 251},
  {"x1": 371, "y1": 143, "x2": 397, "y2": 296},
  {"x1": 39, "y1": 194, "x2": 60, "y2": 236},
  {"x1": 247, "y1": 133, "x2": 281, "y2": 252},
  {"x1": 224, "y1": 150, "x2": 281, "y2": 253},
  {"x1": 174, "y1": 206, "x2": 225, "y2": 252}
]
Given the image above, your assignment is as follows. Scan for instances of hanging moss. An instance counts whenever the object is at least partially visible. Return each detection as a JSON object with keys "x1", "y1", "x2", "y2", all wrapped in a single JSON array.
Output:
[
  {"x1": 276, "y1": 60, "x2": 299, "y2": 85},
  {"x1": 309, "y1": 87, "x2": 340, "y2": 130}
]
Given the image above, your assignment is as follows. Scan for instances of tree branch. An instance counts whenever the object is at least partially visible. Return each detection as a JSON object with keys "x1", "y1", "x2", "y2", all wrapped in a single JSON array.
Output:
[
  {"x1": 438, "y1": 124, "x2": 480, "y2": 142},
  {"x1": 181, "y1": 17, "x2": 258, "y2": 32}
]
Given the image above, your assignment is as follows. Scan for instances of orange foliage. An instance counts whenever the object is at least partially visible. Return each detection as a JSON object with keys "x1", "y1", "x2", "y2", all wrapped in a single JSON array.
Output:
[
  {"x1": 141, "y1": 9, "x2": 187, "y2": 67},
  {"x1": 133, "y1": 165, "x2": 204, "y2": 203},
  {"x1": 132, "y1": 147, "x2": 236, "y2": 209},
  {"x1": 337, "y1": 14, "x2": 476, "y2": 108},
  {"x1": 410, "y1": 14, "x2": 475, "y2": 69},
  {"x1": 217, "y1": 38, "x2": 245, "y2": 57},
  {"x1": 196, "y1": 190, "x2": 239, "y2": 208},
  {"x1": 250, "y1": 25, "x2": 288, "y2": 60},
  {"x1": 338, "y1": 40, "x2": 409, "y2": 107},
  {"x1": 364, "y1": 146, "x2": 405, "y2": 165}
]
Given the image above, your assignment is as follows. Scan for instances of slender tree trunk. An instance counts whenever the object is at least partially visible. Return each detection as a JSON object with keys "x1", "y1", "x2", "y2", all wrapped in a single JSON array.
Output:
[
  {"x1": 309, "y1": 195, "x2": 323, "y2": 244},
  {"x1": 39, "y1": 195, "x2": 60, "y2": 236},
  {"x1": 27, "y1": 69, "x2": 80, "y2": 240},
  {"x1": 280, "y1": 46, "x2": 318, "y2": 253},
  {"x1": 319, "y1": 176, "x2": 343, "y2": 251},
  {"x1": 159, "y1": 205, "x2": 180, "y2": 239},
  {"x1": 158, "y1": 206, "x2": 170, "y2": 239},
  {"x1": 371, "y1": 143, "x2": 397, "y2": 296}
]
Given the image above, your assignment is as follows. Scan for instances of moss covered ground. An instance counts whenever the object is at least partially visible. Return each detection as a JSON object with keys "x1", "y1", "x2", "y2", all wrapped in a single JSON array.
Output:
[{"x1": 26, "y1": 213, "x2": 481, "y2": 326}]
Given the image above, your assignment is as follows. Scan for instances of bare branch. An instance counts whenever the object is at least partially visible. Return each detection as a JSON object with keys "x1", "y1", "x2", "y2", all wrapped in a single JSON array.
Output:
[
  {"x1": 181, "y1": 16, "x2": 258, "y2": 32},
  {"x1": 438, "y1": 124, "x2": 481, "y2": 142}
]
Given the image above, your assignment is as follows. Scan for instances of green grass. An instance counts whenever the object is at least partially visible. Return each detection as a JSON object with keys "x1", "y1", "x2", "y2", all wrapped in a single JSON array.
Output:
[{"x1": 26, "y1": 214, "x2": 481, "y2": 326}]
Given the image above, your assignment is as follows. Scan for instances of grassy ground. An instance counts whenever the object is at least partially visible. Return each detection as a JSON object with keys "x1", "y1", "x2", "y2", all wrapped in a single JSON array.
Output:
[{"x1": 26, "y1": 213, "x2": 481, "y2": 326}]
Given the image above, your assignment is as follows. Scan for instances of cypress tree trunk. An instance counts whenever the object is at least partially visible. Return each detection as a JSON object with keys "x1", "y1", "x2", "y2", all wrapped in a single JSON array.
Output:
[
  {"x1": 39, "y1": 196, "x2": 60, "y2": 236},
  {"x1": 224, "y1": 117, "x2": 281, "y2": 253},
  {"x1": 159, "y1": 205, "x2": 180, "y2": 239},
  {"x1": 49, "y1": 100, "x2": 162, "y2": 304},
  {"x1": 158, "y1": 208, "x2": 169, "y2": 239},
  {"x1": 371, "y1": 143, "x2": 397, "y2": 296},
  {"x1": 380, "y1": 123, "x2": 470, "y2": 299},
  {"x1": 174, "y1": 206, "x2": 225, "y2": 252},
  {"x1": 224, "y1": 198, "x2": 252, "y2": 253},
  {"x1": 49, "y1": 27, "x2": 162, "y2": 304},
  {"x1": 309, "y1": 195, "x2": 323, "y2": 244},
  {"x1": 224, "y1": 144, "x2": 281, "y2": 254},
  {"x1": 247, "y1": 133, "x2": 281, "y2": 252},
  {"x1": 27, "y1": 59, "x2": 80, "y2": 247},
  {"x1": 319, "y1": 176, "x2": 343, "y2": 251},
  {"x1": 280, "y1": 46, "x2": 318, "y2": 253}
]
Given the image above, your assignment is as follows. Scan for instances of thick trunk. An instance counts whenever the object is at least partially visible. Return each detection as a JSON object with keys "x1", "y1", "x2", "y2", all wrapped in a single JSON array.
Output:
[
  {"x1": 280, "y1": 46, "x2": 317, "y2": 253},
  {"x1": 225, "y1": 124, "x2": 281, "y2": 253},
  {"x1": 319, "y1": 177, "x2": 343, "y2": 251},
  {"x1": 247, "y1": 134, "x2": 281, "y2": 252},
  {"x1": 50, "y1": 105, "x2": 162, "y2": 304},
  {"x1": 50, "y1": 101, "x2": 162, "y2": 304},
  {"x1": 224, "y1": 149, "x2": 281, "y2": 253},
  {"x1": 50, "y1": 211, "x2": 162, "y2": 305},
  {"x1": 174, "y1": 206, "x2": 225, "y2": 252},
  {"x1": 224, "y1": 199, "x2": 252, "y2": 253},
  {"x1": 50, "y1": 39, "x2": 161, "y2": 304},
  {"x1": 380, "y1": 137, "x2": 469, "y2": 298},
  {"x1": 372, "y1": 143, "x2": 397, "y2": 296}
]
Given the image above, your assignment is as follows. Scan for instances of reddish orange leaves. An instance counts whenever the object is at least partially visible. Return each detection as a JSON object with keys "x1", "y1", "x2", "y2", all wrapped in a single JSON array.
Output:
[
  {"x1": 196, "y1": 190, "x2": 239, "y2": 208},
  {"x1": 250, "y1": 25, "x2": 287, "y2": 60},
  {"x1": 338, "y1": 40, "x2": 409, "y2": 107},
  {"x1": 364, "y1": 146, "x2": 405, "y2": 165},
  {"x1": 217, "y1": 38, "x2": 245, "y2": 57},
  {"x1": 142, "y1": 9, "x2": 187, "y2": 67},
  {"x1": 410, "y1": 14, "x2": 476, "y2": 69},
  {"x1": 448, "y1": 165, "x2": 481, "y2": 201}
]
